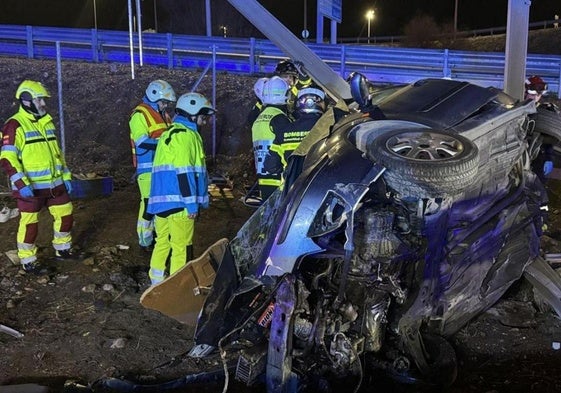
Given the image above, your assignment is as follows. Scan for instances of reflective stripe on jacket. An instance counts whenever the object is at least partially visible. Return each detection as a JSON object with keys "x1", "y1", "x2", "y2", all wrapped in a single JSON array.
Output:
[
  {"x1": 0, "y1": 106, "x2": 70, "y2": 191},
  {"x1": 129, "y1": 102, "x2": 171, "y2": 175},
  {"x1": 270, "y1": 113, "x2": 320, "y2": 168},
  {"x1": 147, "y1": 118, "x2": 208, "y2": 216},
  {"x1": 251, "y1": 106, "x2": 283, "y2": 179}
]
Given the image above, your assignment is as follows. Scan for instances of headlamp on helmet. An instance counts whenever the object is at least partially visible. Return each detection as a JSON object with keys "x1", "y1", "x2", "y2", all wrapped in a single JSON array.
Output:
[{"x1": 296, "y1": 87, "x2": 326, "y2": 114}]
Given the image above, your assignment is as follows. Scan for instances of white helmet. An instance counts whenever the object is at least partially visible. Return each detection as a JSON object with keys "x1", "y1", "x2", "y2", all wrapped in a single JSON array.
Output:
[
  {"x1": 253, "y1": 77, "x2": 269, "y2": 102},
  {"x1": 145, "y1": 80, "x2": 176, "y2": 103},
  {"x1": 176, "y1": 92, "x2": 215, "y2": 116},
  {"x1": 296, "y1": 87, "x2": 326, "y2": 114},
  {"x1": 261, "y1": 76, "x2": 289, "y2": 105}
]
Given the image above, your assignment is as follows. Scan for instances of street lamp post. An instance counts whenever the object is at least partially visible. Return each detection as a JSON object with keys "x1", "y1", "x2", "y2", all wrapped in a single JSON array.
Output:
[
  {"x1": 366, "y1": 9, "x2": 375, "y2": 44},
  {"x1": 454, "y1": 0, "x2": 458, "y2": 39},
  {"x1": 154, "y1": 0, "x2": 158, "y2": 32},
  {"x1": 93, "y1": 0, "x2": 98, "y2": 29}
]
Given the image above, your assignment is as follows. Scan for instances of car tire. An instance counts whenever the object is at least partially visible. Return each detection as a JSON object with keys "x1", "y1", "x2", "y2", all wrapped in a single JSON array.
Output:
[
  {"x1": 533, "y1": 105, "x2": 561, "y2": 142},
  {"x1": 366, "y1": 129, "x2": 479, "y2": 197}
]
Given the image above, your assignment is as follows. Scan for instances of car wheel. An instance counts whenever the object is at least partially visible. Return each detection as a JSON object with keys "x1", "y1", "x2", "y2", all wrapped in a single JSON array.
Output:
[
  {"x1": 533, "y1": 106, "x2": 561, "y2": 142},
  {"x1": 367, "y1": 128, "x2": 479, "y2": 197}
]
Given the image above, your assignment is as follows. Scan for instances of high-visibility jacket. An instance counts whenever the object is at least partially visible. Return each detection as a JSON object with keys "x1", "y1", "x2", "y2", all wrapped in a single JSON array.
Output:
[
  {"x1": 0, "y1": 106, "x2": 71, "y2": 191},
  {"x1": 287, "y1": 75, "x2": 312, "y2": 117},
  {"x1": 246, "y1": 99, "x2": 264, "y2": 127},
  {"x1": 251, "y1": 106, "x2": 291, "y2": 188},
  {"x1": 129, "y1": 100, "x2": 171, "y2": 176},
  {"x1": 147, "y1": 116, "x2": 209, "y2": 216},
  {"x1": 269, "y1": 113, "x2": 321, "y2": 169}
]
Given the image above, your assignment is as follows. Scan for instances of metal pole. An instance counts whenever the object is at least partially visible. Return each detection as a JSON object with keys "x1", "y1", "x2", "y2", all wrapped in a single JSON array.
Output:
[
  {"x1": 56, "y1": 42, "x2": 66, "y2": 156},
  {"x1": 93, "y1": 0, "x2": 97, "y2": 30},
  {"x1": 127, "y1": 0, "x2": 135, "y2": 79},
  {"x1": 135, "y1": 0, "x2": 143, "y2": 66},
  {"x1": 366, "y1": 10, "x2": 374, "y2": 44},
  {"x1": 454, "y1": 0, "x2": 458, "y2": 39},
  {"x1": 304, "y1": 0, "x2": 307, "y2": 35},
  {"x1": 504, "y1": 0, "x2": 530, "y2": 99},
  {"x1": 205, "y1": 0, "x2": 211, "y2": 37},
  {"x1": 153, "y1": 0, "x2": 158, "y2": 32},
  {"x1": 316, "y1": 7, "x2": 323, "y2": 44},
  {"x1": 212, "y1": 45, "x2": 217, "y2": 160}
]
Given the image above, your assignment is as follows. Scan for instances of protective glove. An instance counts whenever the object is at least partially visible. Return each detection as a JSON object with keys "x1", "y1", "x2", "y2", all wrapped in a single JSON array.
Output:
[
  {"x1": 19, "y1": 185, "x2": 33, "y2": 198},
  {"x1": 293, "y1": 60, "x2": 309, "y2": 80},
  {"x1": 544, "y1": 160, "x2": 554, "y2": 176},
  {"x1": 64, "y1": 180, "x2": 73, "y2": 195}
]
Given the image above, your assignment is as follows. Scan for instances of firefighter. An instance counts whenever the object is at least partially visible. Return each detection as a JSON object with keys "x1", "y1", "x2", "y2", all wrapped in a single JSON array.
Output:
[
  {"x1": 129, "y1": 79, "x2": 176, "y2": 253},
  {"x1": 0, "y1": 80, "x2": 76, "y2": 273},
  {"x1": 274, "y1": 59, "x2": 313, "y2": 118},
  {"x1": 251, "y1": 76, "x2": 292, "y2": 201},
  {"x1": 264, "y1": 86, "x2": 326, "y2": 176},
  {"x1": 264, "y1": 87, "x2": 327, "y2": 195},
  {"x1": 146, "y1": 92, "x2": 215, "y2": 285},
  {"x1": 525, "y1": 75, "x2": 555, "y2": 182},
  {"x1": 246, "y1": 77, "x2": 269, "y2": 127}
]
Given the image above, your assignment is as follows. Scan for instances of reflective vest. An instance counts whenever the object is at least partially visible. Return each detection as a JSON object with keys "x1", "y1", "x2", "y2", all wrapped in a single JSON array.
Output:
[
  {"x1": 251, "y1": 106, "x2": 284, "y2": 187},
  {"x1": 129, "y1": 103, "x2": 171, "y2": 175},
  {"x1": 147, "y1": 120, "x2": 209, "y2": 216},
  {"x1": 0, "y1": 106, "x2": 70, "y2": 191},
  {"x1": 270, "y1": 114, "x2": 319, "y2": 168}
]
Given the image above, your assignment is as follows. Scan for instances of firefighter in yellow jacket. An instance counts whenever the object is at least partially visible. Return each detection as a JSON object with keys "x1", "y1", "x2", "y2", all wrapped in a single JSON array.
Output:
[
  {"x1": 251, "y1": 76, "x2": 291, "y2": 201},
  {"x1": 129, "y1": 80, "x2": 176, "y2": 252},
  {"x1": 146, "y1": 92, "x2": 215, "y2": 285},
  {"x1": 0, "y1": 80, "x2": 76, "y2": 273}
]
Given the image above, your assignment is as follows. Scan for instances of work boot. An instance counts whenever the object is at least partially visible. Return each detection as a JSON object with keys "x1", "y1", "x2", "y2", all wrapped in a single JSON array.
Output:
[
  {"x1": 55, "y1": 249, "x2": 84, "y2": 260},
  {"x1": 22, "y1": 261, "x2": 47, "y2": 275}
]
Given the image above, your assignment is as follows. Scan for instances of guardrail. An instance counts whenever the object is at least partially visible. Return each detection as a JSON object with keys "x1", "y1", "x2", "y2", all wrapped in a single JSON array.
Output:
[{"x1": 0, "y1": 24, "x2": 559, "y2": 96}]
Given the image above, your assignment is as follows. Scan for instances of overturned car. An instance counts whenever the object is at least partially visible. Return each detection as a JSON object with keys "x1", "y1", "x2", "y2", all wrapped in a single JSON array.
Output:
[{"x1": 180, "y1": 74, "x2": 561, "y2": 392}]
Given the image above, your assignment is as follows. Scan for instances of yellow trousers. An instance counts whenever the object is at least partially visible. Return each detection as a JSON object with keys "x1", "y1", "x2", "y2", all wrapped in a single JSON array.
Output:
[
  {"x1": 17, "y1": 202, "x2": 73, "y2": 264},
  {"x1": 136, "y1": 172, "x2": 154, "y2": 247},
  {"x1": 149, "y1": 209, "x2": 194, "y2": 285}
]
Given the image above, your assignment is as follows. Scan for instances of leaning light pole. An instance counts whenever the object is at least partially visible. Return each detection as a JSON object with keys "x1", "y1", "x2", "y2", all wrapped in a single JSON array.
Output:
[{"x1": 226, "y1": 0, "x2": 351, "y2": 102}]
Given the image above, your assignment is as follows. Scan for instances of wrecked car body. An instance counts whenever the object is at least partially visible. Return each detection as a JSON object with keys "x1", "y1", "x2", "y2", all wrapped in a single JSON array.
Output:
[{"x1": 187, "y1": 75, "x2": 561, "y2": 392}]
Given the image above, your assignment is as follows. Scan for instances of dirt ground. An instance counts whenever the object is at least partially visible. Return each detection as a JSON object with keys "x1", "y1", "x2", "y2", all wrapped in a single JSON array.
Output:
[{"x1": 1, "y1": 41, "x2": 561, "y2": 392}]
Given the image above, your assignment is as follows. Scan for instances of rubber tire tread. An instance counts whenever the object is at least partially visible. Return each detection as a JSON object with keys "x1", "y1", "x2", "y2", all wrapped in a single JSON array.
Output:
[{"x1": 367, "y1": 129, "x2": 479, "y2": 197}]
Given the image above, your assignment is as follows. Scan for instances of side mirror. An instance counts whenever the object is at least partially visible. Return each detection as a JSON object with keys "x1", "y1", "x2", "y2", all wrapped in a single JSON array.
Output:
[{"x1": 349, "y1": 72, "x2": 371, "y2": 110}]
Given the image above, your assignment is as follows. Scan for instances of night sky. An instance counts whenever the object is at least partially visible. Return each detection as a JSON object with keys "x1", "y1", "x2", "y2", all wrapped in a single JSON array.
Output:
[{"x1": 0, "y1": 0, "x2": 557, "y2": 39}]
